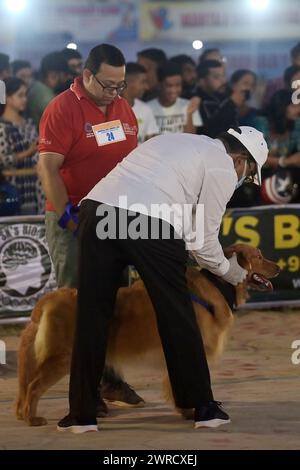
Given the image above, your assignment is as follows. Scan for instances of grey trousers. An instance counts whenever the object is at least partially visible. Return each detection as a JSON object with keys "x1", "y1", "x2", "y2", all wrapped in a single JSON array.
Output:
[{"x1": 45, "y1": 211, "x2": 78, "y2": 288}]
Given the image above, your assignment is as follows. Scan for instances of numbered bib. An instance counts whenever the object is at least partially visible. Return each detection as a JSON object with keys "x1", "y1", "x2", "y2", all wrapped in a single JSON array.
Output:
[{"x1": 92, "y1": 119, "x2": 127, "y2": 146}]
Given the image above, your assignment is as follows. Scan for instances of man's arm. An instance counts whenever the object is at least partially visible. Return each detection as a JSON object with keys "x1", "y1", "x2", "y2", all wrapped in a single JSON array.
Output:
[
  {"x1": 191, "y1": 168, "x2": 247, "y2": 285},
  {"x1": 38, "y1": 152, "x2": 77, "y2": 232}
]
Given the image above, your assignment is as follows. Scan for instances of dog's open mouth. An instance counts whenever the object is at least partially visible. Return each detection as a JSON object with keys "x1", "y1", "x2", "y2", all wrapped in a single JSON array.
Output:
[{"x1": 249, "y1": 273, "x2": 273, "y2": 291}]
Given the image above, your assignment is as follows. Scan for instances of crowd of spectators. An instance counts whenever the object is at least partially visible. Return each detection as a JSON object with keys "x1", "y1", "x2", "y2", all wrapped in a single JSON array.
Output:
[{"x1": 1, "y1": 41, "x2": 300, "y2": 216}]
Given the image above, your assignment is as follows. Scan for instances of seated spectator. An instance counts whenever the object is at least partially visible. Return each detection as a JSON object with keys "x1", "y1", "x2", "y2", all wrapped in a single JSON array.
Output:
[
  {"x1": 61, "y1": 48, "x2": 83, "y2": 76},
  {"x1": 169, "y1": 54, "x2": 197, "y2": 99},
  {"x1": 27, "y1": 51, "x2": 72, "y2": 127},
  {"x1": 147, "y1": 61, "x2": 202, "y2": 134},
  {"x1": 137, "y1": 48, "x2": 167, "y2": 102},
  {"x1": 0, "y1": 53, "x2": 11, "y2": 80},
  {"x1": 196, "y1": 60, "x2": 244, "y2": 137},
  {"x1": 122, "y1": 62, "x2": 158, "y2": 143},
  {"x1": 11, "y1": 60, "x2": 33, "y2": 88},
  {"x1": 262, "y1": 42, "x2": 300, "y2": 108},
  {"x1": 255, "y1": 89, "x2": 300, "y2": 201},
  {"x1": 230, "y1": 69, "x2": 258, "y2": 127},
  {"x1": 0, "y1": 78, "x2": 43, "y2": 214}
]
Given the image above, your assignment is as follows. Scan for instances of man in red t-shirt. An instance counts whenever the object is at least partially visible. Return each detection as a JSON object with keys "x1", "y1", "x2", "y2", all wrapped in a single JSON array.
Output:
[{"x1": 38, "y1": 44, "x2": 142, "y2": 412}]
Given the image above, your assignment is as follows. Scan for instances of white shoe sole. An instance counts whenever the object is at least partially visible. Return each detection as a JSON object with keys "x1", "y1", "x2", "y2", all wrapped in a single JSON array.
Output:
[
  {"x1": 194, "y1": 418, "x2": 231, "y2": 429},
  {"x1": 57, "y1": 424, "x2": 99, "y2": 434}
]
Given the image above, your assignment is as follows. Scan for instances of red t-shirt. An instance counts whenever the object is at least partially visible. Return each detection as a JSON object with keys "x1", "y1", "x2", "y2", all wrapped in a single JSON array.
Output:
[{"x1": 39, "y1": 77, "x2": 138, "y2": 211}]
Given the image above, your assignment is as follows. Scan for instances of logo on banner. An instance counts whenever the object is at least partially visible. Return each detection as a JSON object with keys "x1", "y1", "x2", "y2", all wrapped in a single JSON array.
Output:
[
  {"x1": 0, "y1": 224, "x2": 54, "y2": 311},
  {"x1": 150, "y1": 7, "x2": 173, "y2": 31}
]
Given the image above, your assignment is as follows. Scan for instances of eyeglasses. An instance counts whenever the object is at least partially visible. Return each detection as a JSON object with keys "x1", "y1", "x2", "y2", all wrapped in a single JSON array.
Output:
[{"x1": 93, "y1": 75, "x2": 127, "y2": 94}]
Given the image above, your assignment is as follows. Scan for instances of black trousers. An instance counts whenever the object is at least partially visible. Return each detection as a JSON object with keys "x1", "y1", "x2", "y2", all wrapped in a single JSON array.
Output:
[{"x1": 69, "y1": 200, "x2": 213, "y2": 421}]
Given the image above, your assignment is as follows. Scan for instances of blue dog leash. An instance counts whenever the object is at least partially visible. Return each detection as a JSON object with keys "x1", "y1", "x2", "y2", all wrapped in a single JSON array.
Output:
[{"x1": 190, "y1": 292, "x2": 213, "y2": 314}]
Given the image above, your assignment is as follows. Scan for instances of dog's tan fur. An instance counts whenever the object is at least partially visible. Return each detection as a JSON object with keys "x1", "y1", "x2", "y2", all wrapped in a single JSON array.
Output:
[{"x1": 16, "y1": 244, "x2": 279, "y2": 426}]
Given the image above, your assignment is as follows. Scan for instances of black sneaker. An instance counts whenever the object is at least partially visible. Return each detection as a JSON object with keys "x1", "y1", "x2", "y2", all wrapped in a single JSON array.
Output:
[
  {"x1": 194, "y1": 401, "x2": 231, "y2": 429},
  {"x1": 101, "y1": 381, "x2": 145, "y2": 408},
  {"x1": 57, "y1": 414, "x2": 98, "y2": 434}
]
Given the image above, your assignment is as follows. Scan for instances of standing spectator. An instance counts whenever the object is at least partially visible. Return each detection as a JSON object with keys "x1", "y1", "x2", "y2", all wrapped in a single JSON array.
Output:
[
  {"x1": 27, "y1": 51, "x2": 72, "y2": 127},
  {"x1": 122, "y1": 62, "x2": 158, "y2": 143},
  {"x1": 230, "y1": 69, "x2": 258, "y2": 127},
  {"x1": 262, "y1": 42, "x2": 300, "y2": 107},
  {"x1": 38, "y1": 44, "x2": 143, "y2": 409},
  {"x1": 199, "y1": 48, "x2": 225, "y2": 64},
  {"x1": 0, "y1": 78, "x2": 41, "y2": 214},
  {"x1": 0, "y1": 53, "x2": 11, "y2": 80},
  {"x1": 196, "y1": 60, "x2": 246, "y2": 138},
  {"x1": 283, "y1": 65, "x2": 300, "y2": 91},
  {"x1": 255, "y1": 89, "x2": 300, "y2": 202},
  {"x1": 170, "y1": 54, "x2": 197, "y2": 100},
  {"x1": 11, "y1": 60, "x2": 33, "y2": 88},
  {"x1": 255, "y1": 89, "x2": 300, "y2": 169},
  {"x1": 137, "y1": 48, "x2": 167, "y2": 102},
  {"x1": 148, "y1": 61, "x2": 202, "y2": 134},
  {"x1": 61, "y1": 48, "x2": 83, "y2": 76}
]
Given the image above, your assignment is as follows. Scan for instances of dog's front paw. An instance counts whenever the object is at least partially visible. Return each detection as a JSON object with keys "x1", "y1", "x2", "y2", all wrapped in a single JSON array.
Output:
[{"x1": 27, "y1": 416, "x2": 48, "y2": 426}]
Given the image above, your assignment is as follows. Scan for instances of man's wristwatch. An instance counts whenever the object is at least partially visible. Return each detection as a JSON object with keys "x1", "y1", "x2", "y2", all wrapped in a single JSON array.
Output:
[{"x1": 58, "y1": 202, "x2": 79, "y2": 230}]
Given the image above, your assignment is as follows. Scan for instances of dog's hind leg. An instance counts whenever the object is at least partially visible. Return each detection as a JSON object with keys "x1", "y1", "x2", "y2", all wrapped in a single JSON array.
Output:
[
  {"x1": 16, "y1": 323, "x2": 38, "y2": 421},
  {"x1": 23, "y1": 354, "x2": 69, "y2": 426}
]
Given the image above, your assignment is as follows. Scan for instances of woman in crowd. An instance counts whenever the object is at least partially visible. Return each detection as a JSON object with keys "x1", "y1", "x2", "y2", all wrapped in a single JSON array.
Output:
[
  {"x1": 230, "y1": 69, "x2": 258, "y2": 127},
  {"x1": 0, "y1": 77, "x2": 43, "y2": 214}
]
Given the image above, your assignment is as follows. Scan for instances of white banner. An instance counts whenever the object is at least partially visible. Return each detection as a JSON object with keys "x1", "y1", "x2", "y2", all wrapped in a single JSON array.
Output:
[
  {"x1": 140, "y1": 1, "x2": 300, "y2": 41},
  {"x1": 0, "y1": 216, "x2": 56, "y2": 315}
]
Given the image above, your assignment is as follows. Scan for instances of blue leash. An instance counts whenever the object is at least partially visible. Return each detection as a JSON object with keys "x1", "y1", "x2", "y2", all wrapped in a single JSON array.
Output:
[{"x1": 190, "y1": 292, "x2": 213, "y2": 314}]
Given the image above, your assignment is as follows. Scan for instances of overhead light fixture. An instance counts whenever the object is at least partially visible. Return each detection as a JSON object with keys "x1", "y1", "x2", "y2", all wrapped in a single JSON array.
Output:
[{"x1": 192, "y1": 40, "x2": 203, "y2": 50}]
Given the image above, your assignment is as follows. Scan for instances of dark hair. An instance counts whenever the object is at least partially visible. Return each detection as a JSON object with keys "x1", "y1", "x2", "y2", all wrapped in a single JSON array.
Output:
[
  {"x1": 40, "y1": 52, "x2": 70, "y2": 79},
  {"x1": 199, "y1": 48, "x2": 221, "y2": 64},
  {"x1": 137, "y1": 48, "x2": 167, "y2": 67},
  {"x1": 61, "y1": 48, "x2": 82, "y2": 61},
  {"x1": 196, "y1": 60, "x2": 223, "y2": 79},
  {"x1": 231, "y1": 69, "x2": 257, "y2": 85},
  {"x1": 0, "y1": 77, "x2": 25, "y2": 115},
  {"x1": 291, "y1": 42, "x2": 300, "y2": 60},
  {"x1": 126, "y1": 62, "x2": 146, "y2": 77},
  {"x1": 267, "y1": 89, "x2": 295, "y2": 134},
  {"x1": 283, "y1": 65, "x2": 300, "y2": 88},
  {"x1": 11, "y1": 60, "x2": 31, "y2": 75},
  {"x1": 3, "y1": 77, "x2": 25, "y2": 95},
  {"x1": 157, "y1": 61, "x2": 181, "y2": 82},
  {"x1": 218, "y1": 128, "x2": 254, "y2": 160},
  {"x1": 84, "y1": 44, "x2": 125, "y2": 74},
  {"x1": 0, "y1": 53, "x2": 10, "y2": 72},
  {"x1": 169, "y1": 54, "x2": 196, "y2": 72}
]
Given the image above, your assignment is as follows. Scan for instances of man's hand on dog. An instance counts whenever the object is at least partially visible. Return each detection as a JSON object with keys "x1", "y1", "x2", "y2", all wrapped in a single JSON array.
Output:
[{"x1": 221, "y1": 253, "x2": 248, "y2": 286}]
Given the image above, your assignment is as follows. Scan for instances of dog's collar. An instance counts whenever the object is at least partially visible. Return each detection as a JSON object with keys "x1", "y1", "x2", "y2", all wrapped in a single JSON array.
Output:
[{"x1": 190, "y1": 292, "x2": 214, "y2": 313}]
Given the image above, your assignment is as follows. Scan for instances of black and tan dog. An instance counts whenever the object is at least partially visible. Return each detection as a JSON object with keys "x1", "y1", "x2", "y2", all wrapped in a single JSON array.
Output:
[{"x1": 16, "y1": 244, "x2": 279, "y2": 426}]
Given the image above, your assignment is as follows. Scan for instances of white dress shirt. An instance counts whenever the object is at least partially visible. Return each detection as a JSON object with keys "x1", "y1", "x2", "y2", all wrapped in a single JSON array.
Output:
[{"x1": 83, "y1": 133, "x2": 238, "y2": 277}]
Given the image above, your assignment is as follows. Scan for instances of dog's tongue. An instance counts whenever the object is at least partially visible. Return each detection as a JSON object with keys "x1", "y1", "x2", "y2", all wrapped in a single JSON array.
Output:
[{"x1": 250, "y1": 273, "x2": 273, "y2": 291}]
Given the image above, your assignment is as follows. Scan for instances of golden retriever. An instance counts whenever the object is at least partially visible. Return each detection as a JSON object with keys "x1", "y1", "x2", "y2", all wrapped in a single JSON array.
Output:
[{"x1": 16, "y1": 244, "x2": 279, "y2": 426}]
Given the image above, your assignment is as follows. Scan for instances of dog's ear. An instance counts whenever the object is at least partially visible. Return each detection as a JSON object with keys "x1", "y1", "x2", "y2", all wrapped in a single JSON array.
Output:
[{"x1": 224, "y1": 245, "x2": 248, "y2": 267}]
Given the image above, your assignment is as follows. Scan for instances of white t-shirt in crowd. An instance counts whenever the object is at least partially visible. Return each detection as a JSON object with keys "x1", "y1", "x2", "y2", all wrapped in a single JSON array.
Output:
[
  {"x1": 132, "y1": 99, "x2": 159, "y2": 143},
  {"x1": 147, "y1": 97, "x2": 202, "y2": 134},
  {"x1": 83, "y1": 133, "x2": 238, "y2": 277}
]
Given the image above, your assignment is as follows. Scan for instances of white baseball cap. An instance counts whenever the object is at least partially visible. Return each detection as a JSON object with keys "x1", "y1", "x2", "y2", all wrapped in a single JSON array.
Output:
[{"x1": 227, "y1": 126, "x2": 269, "y2": 185}]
